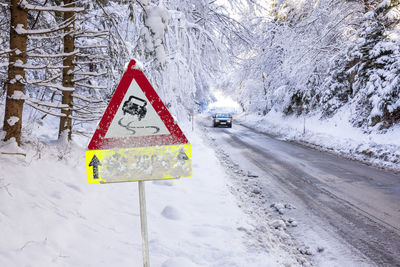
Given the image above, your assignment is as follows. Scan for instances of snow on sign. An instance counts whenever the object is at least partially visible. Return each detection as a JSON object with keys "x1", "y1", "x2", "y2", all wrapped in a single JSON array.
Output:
[{"x1": 85, "y1": 59, "x2": 192, "y2": 183}]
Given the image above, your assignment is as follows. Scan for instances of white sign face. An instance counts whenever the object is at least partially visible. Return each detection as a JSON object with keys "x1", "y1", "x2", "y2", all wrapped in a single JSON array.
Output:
[{"x1": 105, "y1": 79, "x2": 171, "y2": 138}]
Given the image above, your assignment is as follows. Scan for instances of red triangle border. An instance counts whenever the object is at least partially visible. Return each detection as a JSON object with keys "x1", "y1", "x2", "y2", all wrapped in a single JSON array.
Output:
[{"x1": 88, "y1": 59, "x2": 188, "y2": 150}]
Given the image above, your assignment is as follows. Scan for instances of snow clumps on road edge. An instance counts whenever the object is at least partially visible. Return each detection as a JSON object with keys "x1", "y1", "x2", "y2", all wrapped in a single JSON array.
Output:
[{"x1": 200, "y1": 124, "x2": 314, "y2": 266}]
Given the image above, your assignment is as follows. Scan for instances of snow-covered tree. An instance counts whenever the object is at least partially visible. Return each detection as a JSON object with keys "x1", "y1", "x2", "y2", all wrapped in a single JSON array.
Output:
[
  {"x1": 130, "y1": 0, "x2": 246, "y2": 121},
  {"x1": 221, "y1": 0, "x2": 364, "y2": 115},
  {"x1": 2, "y1": 0, "x2": 28, "y2": 145},
  {"x1": 0, "y1": 0, "x2": 262, "y2": 144},
  {"x1": 1, "y1": 0, "x2": 111, "y2": 144},
  {"x1": 0, "y1": 2, "x2": 9, "y2": 98},
  {"x1": 322, "y1": 0, "x2": 400, "y2": 129},
  {"x1": 220, "y1": 0, "x2": 400, "y2": 131}
]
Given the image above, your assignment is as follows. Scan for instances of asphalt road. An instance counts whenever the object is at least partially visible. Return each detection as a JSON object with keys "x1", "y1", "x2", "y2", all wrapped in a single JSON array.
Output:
[{"x1": 204, "y1": 121, "x2": 400, "y2": 266}]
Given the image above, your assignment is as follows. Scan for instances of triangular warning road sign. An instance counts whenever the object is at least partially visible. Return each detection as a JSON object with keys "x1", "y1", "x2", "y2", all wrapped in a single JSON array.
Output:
[{"x1": 88, "y1": 59, "x2": 188, "y2": 150}]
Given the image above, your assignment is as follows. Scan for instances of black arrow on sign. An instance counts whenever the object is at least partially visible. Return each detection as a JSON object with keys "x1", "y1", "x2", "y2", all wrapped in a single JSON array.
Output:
[{"x1": 89, "y1": 155, "x2": 101, "y2": 179}]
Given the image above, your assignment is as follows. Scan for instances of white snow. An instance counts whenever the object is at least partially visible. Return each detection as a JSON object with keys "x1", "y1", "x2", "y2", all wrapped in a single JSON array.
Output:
[
  {"x1": 208, "y1": 90, "x2": 242, "y2": 114},
  {"x1": 0, "y1": 118, "x2": 303, "y2": 267},
  {"x1": 123, "y1": 59, "x2": 144, "y2": 75},
  {"x1": 0, "y1": 137, "x2": 25, "y2": 156},
  {"x1": 14, "y1": 59, "x2": 23, "y2": 66},
  {"x1": 123, "y1": 61, "x2": 129, "y2": 73},
  {"x1": 141, "y1": 4, "x2": 170, "y2": 65},
  {"x1": 138, "y1": 0, "x2": 151, "y2": 5},
  {"x1": 19, "y1": 0, "x2": 85, "y2": 12},
  {"x1": 6, "y1": 116, "x2": 19, "y2": 126},
  {"x1": 377, "y1": 0, "x2": 391, "y2": 9},
  {"x1": 34, "y1": 82, "x2": 75, "y2": 92},
  {"x1": 10, "y1": 91, "x2": 26, "y2": 100},
  {"x1": 14, "y1": 24, "x2": 25, "y2": 35},
  {"x1": 133, "y1": 58, "x2": 145, "y2": 71}
]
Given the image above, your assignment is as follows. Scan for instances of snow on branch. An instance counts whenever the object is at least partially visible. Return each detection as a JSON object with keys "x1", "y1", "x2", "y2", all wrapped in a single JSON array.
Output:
[
  {"x1": 9, "y1": 91, "x2": 68, "y2": 110},
  {"x1": 141, "y1": 4, "x2": 170, "y2": 66},
  {"x1": 28, "y1": 50, "x2": 79, "y2": 58},
  {"x1": 14, "y1": 17, "x2": 75, "y2": 35},
  {"x1": 26, "y1": 97, "x2": 69, "y2": 109},
  {"x1": 29, "y1": 29, "x2": 74, "y2": 40},
  {"x1": 76, "y1": 53, "x2": 107, "y2": 59},
  {"x1": 75, "y1": 82, "x2": 107, "y2": 89},
  {"x1": 12, "y1": 61, "x2": 67, "y2": 70},
  {"x1": 94, "y1": 0, "x2": 130, "y2": 56},
  {"x1": 73, "y1": 71, "x2": 107, "y2": 77},
  {"x1": 28, "y1": 74, "x2": 62, "y2": 86},
  {"x1": 73, "y1": 107, "x2": 104, "y2": 115},
  {"x1": 35, "y1": 82, "x2": 75, "y2": 92},
  {"x1": 71, "y1": 104, "x2": 94, "y2": 112},
  {"x1": 73, "y1": 60, "x2": 104, "y2": 65},
  {"x1": 20, "y1": 1, "x2": 85, "y2": 13},
  {"x1": 26, "y1": 78, "x2": 76, "y2": 93},
  {"x1": 70, "y1": 115, "x2": 101, "y2": 122},
  {"x1": 25, "y1": 102, "x2": 66, "y2": 118},
  {"x1": 73, "y1": 72, "x2": 107, "y2": 83},
  {"x1": 72, "y1": 93, "x2": 104, "y2": 103},
  {"x1": 75, "y1": 31, "x2": 109, "y2": 38},
  {"x1": 0, "y1": 49, "x2": 15, "y2": 56},
  {"x1": 72, "y1": 77, "x2": 88, "y2": 83},
  {"x1": 72, "y1": 104, "x2": 105, "y2": 114},
  {"x1": 75, "y1": 45, "x2": 108, "y2": 49}
]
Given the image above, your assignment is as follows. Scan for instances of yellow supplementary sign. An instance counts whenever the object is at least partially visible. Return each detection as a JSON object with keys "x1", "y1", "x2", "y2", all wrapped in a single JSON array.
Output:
[{"x1": 86, "y1": 144, "x2": 192, "y2": 183}]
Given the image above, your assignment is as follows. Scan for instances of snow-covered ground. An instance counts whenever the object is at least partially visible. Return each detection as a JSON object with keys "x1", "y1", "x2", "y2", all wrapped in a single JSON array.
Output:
[
  {"x1": 0, "y1": 115, "x2": 313, "y2": 267},
  {"x1": 235, "y1": 110, "x2": 400, "y2": 173},
  {"x1": 1, "y1": 89, "x2": 397, "y2": 266}
]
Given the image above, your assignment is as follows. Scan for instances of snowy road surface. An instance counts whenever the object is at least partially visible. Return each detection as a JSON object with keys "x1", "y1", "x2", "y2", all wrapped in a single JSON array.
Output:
[{"x1": 202, "y1": 119, "x2": 400, "y2": 266}]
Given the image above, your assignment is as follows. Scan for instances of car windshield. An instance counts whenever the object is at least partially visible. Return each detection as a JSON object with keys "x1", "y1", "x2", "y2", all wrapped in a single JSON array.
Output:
[{"x1": 216, "y1": 113, "x2": 231, "y2": 118}]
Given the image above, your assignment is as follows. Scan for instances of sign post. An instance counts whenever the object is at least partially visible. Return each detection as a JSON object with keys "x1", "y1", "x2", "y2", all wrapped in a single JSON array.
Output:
[
  {"x1": 85, "y1": 59, "x2": 192, "y2": 267},
  {"x1": 138, "y1": 181, "x2": 150, "y2": 267}
]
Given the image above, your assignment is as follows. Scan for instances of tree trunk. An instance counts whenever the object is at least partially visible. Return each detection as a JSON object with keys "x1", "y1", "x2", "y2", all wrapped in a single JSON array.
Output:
[
  {"x1": 3, "y1": 0, "x2": 28, "y2": 145},
  {"x1": 58, "y1": 0, "x2": 75, "y2": 140}
]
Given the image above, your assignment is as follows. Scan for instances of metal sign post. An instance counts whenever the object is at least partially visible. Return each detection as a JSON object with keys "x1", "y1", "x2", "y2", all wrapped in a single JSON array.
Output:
[{"x1": 138, "y1": 180, "x2": 150, "y2": 267}]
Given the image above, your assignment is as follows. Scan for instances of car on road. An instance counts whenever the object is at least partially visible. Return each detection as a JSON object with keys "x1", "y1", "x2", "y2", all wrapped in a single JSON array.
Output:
[{"x1": 212, "y1": 113, "x2": 232, "y2": 128}]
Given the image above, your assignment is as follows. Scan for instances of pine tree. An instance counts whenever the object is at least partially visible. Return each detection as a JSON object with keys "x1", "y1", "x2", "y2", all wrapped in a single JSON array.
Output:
[
  {"x1": 58, "y1": 0, "x2": 75, "y2": 140},
  {"x1": 321, "y1": 0, "x2": 400, "y2": 129}
]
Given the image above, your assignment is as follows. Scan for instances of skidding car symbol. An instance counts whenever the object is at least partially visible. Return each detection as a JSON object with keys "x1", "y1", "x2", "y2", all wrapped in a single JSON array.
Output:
[{"x1": 122, "y1": 95, "x2": 147, "y2": 121}]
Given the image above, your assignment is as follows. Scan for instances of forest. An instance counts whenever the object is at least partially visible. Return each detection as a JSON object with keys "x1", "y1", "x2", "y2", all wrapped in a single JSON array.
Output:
[{"x1": 0, "y1": 0, "x2": 399, "y2": 146}]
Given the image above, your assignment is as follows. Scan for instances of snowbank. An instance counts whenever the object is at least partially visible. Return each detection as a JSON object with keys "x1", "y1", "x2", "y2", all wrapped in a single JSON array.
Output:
[{"x1": 236, "y1": 110, "x2": 400, "y2": 172}]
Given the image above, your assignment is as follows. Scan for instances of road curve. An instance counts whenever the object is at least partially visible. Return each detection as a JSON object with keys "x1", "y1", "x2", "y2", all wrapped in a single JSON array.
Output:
[{"x1": 204, "y1": 121, "x2": 400, "y2": 266}]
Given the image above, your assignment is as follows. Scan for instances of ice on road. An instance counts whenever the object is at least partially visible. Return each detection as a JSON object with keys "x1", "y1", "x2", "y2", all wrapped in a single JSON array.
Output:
[{"x1": 201, "y1": 117, "x2": 400, "y2": 267}]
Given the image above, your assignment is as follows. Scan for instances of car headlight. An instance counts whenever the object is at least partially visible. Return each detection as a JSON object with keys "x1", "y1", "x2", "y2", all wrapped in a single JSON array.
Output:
[{"x1": 215, "y1": 119, "x2": 220, "y2": 122}]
